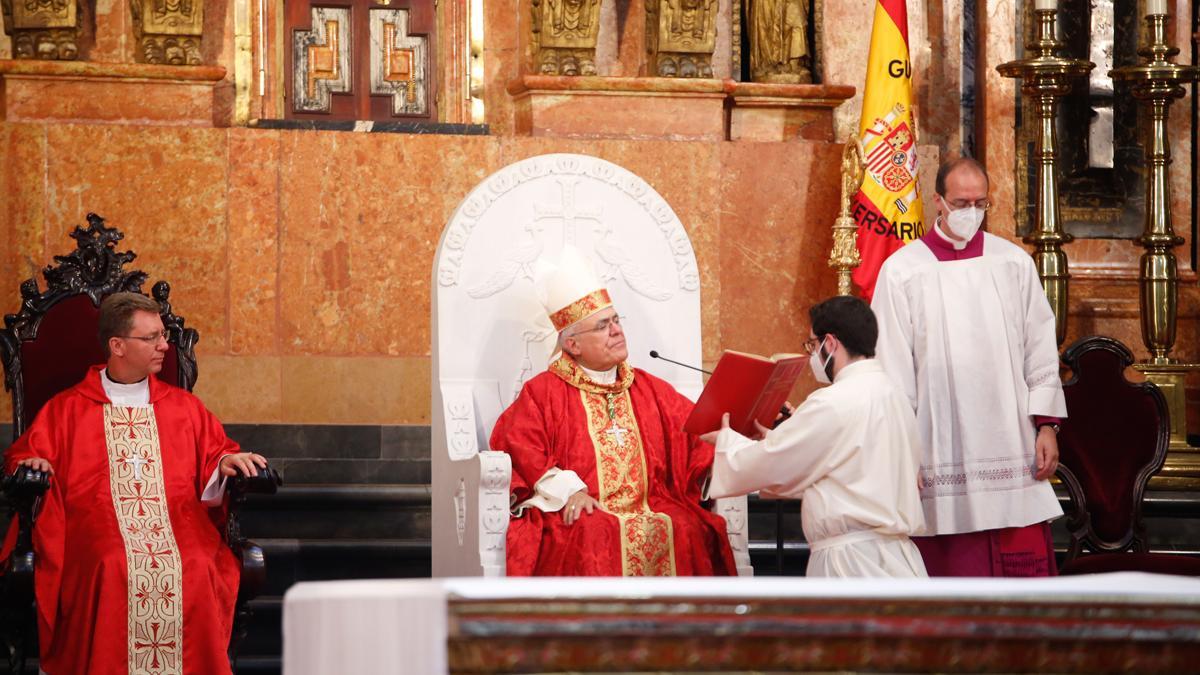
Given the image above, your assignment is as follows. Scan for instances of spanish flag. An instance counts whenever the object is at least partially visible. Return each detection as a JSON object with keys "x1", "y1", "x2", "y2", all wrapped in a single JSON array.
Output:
[{"x1": 851, "y1": 0, "x2": 924, "y2": 300}]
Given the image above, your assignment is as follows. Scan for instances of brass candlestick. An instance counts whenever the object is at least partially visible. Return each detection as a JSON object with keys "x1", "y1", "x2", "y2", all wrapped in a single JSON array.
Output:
[
  {"x1": 997, "y1": 7, "x2": 1094, "y2": 346},
  {"x1": 1110, "y1": 11, "x2": 1197, "y2": 364},
  {"x1": 1110, "y1": 10, "x2": 1200, "y2": 488},
  {"x1": 830, "y1": 136, "x2": 865, "y2": 297}
]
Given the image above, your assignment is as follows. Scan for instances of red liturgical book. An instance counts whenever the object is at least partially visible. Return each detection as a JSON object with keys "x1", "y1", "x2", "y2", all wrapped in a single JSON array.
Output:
[{"x1": 684, "y1": 351, "x2": 807, "y2": 437}]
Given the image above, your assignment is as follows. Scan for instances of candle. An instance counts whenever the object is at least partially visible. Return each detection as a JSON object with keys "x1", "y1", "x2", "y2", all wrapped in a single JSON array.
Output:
[
  {"x1": 1146, "y1": 0, "x2": 1168, "y2": 15},
  {"x1": 1034, "y1": 0, "x2": 1056, "y2": 10}
]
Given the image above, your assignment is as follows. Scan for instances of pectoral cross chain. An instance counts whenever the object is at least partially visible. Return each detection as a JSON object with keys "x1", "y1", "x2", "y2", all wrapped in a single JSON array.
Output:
[{"x1": 603, "y1": 392, "x2": 629, "y2": 448}]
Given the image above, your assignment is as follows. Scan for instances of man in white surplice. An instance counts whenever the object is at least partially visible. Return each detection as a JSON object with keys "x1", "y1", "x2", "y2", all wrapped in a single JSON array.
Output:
[
  {"x1": 705, "y1": 296, "x2": 927, "y2": 577},
  {"x1": 870, "y1": 157, "x2": 1066, "y2": 577}
]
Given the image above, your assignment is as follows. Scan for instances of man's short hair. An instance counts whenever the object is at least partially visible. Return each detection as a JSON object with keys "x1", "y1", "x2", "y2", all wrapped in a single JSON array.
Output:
[
  {"x1": 935, "y1": 156, "x2": 989, "y2": 196},
  {"x1": 98, "y1": 292, "x2": 161, "y2": 358},
  {"x1": 809, "y1": 295, "x2": 877, "y2": 359}
]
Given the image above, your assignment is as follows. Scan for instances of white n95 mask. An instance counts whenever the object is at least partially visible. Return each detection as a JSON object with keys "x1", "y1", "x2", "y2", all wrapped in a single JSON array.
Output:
[
  {"x1": 944, "y1": 205, "x2": 985, "y2": 241},
  {"x1": 809, "y1": 340, "x2": 834, "y2": 384}
]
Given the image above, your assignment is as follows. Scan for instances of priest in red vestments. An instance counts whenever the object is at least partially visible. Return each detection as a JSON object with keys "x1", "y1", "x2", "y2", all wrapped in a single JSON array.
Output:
[
  {"x1": 3, "y1": 292, "x2": 268, "y2": 674},
  {"x1": 491, "y1": 248, "x2": 736, "y2": 576}
]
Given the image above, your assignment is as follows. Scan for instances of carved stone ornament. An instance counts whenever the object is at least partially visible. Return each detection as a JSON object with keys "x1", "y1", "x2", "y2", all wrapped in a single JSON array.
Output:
[
  {"x1": 1, "y1": 0, "x2": 82, "y2": 59},
  {"x1": 748, "y1": 0, "x2": 812, "y2": 83},
  {"x1": 292, "y1": 7, "x2": 352, "y2": 113},
  {"x1": 531, "y1": 0, "x2": 601, "y2": 76},
  {"x1": 0, "y1": 213, "x2": 199, "y2": 433},
  {"x1": 647, "y1": 0, "x2": 718, "y2": 78},
  {"x1": 130, "y1": 0, "x2": 204, "y2": 65},
  {"x1": 369, "y1": 8, "x2": 430, "y2": 115}
]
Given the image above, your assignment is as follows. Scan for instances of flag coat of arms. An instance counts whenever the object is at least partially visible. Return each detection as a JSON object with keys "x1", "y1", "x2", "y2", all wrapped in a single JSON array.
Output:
[{"x1": 851, "y1": 0, "x2": 924, "y2": 300}]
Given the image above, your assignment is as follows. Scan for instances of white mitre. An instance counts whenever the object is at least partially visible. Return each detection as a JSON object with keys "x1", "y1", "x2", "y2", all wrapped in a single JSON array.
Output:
[{"x1": 535, "y1": 246, "x2": 612, "y2": 333}]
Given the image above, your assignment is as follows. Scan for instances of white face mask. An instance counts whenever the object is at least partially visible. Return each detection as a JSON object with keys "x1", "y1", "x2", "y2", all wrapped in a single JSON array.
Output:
[
  {"x1": 942, "y1": 203, "x2": 986, "y2": 242},
  {"x1": 809, "y1": 338, "x2": 834, "y2": 384}
]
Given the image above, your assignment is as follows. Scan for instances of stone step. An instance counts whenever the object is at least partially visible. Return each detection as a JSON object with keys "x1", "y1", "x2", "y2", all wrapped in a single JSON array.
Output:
[
  {"x1": 256, "y1": 538, "x2": 430, "y2": 597},
  {"x1": 240, "y1": 484, "x2": 431, "y2": 541}
]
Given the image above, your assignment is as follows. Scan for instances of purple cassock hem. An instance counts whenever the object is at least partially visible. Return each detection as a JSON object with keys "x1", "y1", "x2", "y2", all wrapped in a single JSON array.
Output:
[
  {"x1": 914, "y1": 522, "x2": 1058, "y2": 577},
  {"x1": 918, "y1": 225, "x2": 985, "y2": 261}
]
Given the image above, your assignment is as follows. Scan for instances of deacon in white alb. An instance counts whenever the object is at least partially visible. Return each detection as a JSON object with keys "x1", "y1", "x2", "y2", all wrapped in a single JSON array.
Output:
[{"x1": 705, "y1": 296, "x2": 927, "y2": 578}]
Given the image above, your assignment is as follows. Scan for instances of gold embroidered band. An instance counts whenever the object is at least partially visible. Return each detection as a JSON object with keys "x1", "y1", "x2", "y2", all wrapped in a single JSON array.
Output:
[
  {"x1": 103, "y1": 405, "x2": 184, "y2": 675},
  {"x1": 549, "y1": 289, "x2": 612, "y2": 332}
]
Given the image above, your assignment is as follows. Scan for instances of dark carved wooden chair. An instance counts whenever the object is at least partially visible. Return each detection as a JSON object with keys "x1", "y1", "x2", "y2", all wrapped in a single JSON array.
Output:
[
  {"x1": 1056, "y1": 335, "x2": 1200, "y2": 576},
  {"x1": 0, "y1": 213, "x2": 281, "y2": 672}
]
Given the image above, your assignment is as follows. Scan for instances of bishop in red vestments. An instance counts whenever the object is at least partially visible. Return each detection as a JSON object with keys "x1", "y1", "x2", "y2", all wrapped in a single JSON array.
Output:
[
  {"x1": 490, "y1": 249, "x2": 735, "y2": 576},
  {"x1": 3, "y1": 293, "x2": 268, "y2": 674}
]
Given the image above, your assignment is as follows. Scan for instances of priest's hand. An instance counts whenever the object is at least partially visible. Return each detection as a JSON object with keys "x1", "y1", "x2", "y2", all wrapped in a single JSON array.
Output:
[
  {"x1": 1034, "y1": 426, "x2": 1059, "y2": 481},
  {"x1": 220, "y1": 452, "x2": 269, "y2": 477},
  {"x1": 562, "y1": 490, "x2": 601, "y2": 526},
  {"x1": 15, "y1": 458, "x2": 53, "y2": 475}
]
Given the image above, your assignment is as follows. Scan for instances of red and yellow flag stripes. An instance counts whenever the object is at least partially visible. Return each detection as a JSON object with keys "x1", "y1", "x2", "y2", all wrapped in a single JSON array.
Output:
[{"x1": 851, "y1": 0, "x2": 924, "y2": 300}]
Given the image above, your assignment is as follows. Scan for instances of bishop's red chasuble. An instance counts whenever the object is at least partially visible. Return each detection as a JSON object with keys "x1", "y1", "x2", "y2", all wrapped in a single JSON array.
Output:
[
  {"x1": 492, "y1": 357, "x2": 736, "y2": 576},
  {"x1": 2, "y1": 366, "x2": 240, "y2": 674}
]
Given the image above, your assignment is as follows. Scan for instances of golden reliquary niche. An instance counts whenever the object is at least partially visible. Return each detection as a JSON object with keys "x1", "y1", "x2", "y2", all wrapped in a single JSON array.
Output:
[
  {"x1": 530, "y1": 0, "x2": 817, "y2": 81},
  {"x1": 1, "y1": 0, "x2": 82, "y2": 59},
  {"x1": 1, "y1": 0, "x2": 203, "y2": 63},
  {"x1": 283, "y1": 0, "x2": 436, "y2": 121},
  {"x1": 130, "y1": 0, "x2": 205, "y2": 64}
]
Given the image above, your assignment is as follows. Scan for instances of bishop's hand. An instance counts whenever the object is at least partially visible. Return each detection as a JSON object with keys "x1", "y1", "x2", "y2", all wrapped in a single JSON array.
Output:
[{"x1": 562, "y1": 490, "x2": 601, "y2": 526}]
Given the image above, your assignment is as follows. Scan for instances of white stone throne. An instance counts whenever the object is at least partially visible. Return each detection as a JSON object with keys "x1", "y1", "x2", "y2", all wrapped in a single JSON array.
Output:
[{"x1": 431, "y1": 153, "x2": 752, "y2": 577}]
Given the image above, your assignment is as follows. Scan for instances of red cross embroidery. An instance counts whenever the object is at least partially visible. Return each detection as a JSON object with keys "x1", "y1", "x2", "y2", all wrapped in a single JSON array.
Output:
[
  {"x1": 118, "y1": 482, "x2": 160, "y2": 517},
  {"x1": 133, "y1": 621, "x2": 178, "y2": 670},
  {"x1": 133, "y1": 542, "x2": 175, "y2": 569},
  {"x1": 110, "y1": 409, "x2": 151, "y2": 439}
]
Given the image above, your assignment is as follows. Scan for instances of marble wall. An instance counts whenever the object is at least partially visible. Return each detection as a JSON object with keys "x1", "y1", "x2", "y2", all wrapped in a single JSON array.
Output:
[{"x1": 0, "y1": 123, "x2": 844, "y2": 424}]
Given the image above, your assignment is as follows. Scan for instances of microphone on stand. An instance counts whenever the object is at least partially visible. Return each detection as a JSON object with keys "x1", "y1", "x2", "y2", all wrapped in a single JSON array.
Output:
[
  {"x1": 650, "y1": 350, "x2": 793, "y2": 428},
  {"x1": 648, "y1": 349, "x2": 712, "y2": 375}
]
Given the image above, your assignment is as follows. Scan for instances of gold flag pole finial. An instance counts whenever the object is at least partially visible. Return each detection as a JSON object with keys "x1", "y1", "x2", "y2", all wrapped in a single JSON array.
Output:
[{"x1": 829, "y1": 135, "x2": 866, "y2": 296}]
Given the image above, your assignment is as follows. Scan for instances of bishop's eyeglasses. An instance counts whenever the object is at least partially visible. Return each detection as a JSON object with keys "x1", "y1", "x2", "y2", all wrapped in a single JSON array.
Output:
[{"x1": 573, "y1": 315, "x2": 624, "y2": 336}]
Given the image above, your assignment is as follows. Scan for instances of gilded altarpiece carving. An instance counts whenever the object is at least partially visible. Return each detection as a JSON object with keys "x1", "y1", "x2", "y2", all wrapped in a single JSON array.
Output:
[
  {"x1": 285, "y1": 0, "x2": 435, "y2": 121},
  {"x1": 648, "y1": 0, "x2": 719, "y2": 77},
  {"x1": 747, "y1": 0, "x2": 812, "y2": 83},
  {"x1": 531, "y1": 0, "x2": 601, "y2": 76},
  {"x1": 130, "y1": 0, "x2": 204, "y2": 64},
  {"x1": 1016, "y1": 0, "x2": 1143, "y2": 239},
  {"x1": 1, "y1": 0, "x2": 81, "y2": 59}
]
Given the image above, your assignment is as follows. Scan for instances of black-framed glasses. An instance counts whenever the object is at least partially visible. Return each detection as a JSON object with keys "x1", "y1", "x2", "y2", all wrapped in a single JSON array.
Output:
[
  {"x1": 120, "y1": 332, "x2": 168, "y2": 344},
  {"x1": 573, "y1": 314, "x2": 624, "y2": 336}
]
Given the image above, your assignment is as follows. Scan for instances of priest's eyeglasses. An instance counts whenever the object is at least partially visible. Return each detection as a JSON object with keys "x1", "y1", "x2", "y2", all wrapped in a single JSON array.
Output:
[
  {"x1": 575, "y1": 315, "x2": 624, "y2": 336},
  {"x1": 803, "y1": 336, "x2": 823, "y2": 355},
  {"x1": 944, "y1": 198, "x2": 992, "y2": 211},
  {"x1": 120, "y1": 332, "x2": 168, "y2": 344}
]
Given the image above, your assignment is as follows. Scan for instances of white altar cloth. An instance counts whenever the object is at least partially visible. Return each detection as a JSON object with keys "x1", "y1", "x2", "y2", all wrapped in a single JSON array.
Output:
[{"x1": 282, "y1": 573, "x2": 1200, "y2": 675}]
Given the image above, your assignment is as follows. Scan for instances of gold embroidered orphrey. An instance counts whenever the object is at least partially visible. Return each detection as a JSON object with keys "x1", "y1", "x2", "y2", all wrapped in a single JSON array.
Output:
[
  {"x1": 104, "y1": 405, "x2": 184, "y2": 675},
  {"x1": 551, "y1": 357, "x2": 677, "y2": 576}
]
